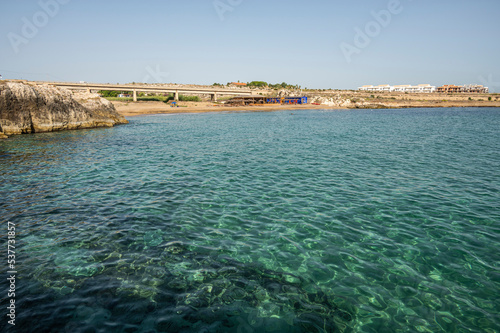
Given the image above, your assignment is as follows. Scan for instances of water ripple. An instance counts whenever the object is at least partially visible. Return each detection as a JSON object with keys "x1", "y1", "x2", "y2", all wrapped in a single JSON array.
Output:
[{"x1": 1, "y1": 108, "x2": 499, "y2": 332}]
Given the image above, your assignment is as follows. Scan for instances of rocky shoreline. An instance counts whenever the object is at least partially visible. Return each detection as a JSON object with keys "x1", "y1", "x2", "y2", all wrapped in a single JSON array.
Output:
[{"x1": 0, "y1": 81, "x2": 128, "y2": 139}]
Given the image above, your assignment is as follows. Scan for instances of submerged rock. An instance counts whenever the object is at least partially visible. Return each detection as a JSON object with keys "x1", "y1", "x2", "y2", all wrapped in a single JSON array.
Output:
[
  {"x1": 22, "y1": 237, "x2": 355, "y2": 332},
  {"x1": 0, "y1": 81, "x2": 128, "y2": 137}
]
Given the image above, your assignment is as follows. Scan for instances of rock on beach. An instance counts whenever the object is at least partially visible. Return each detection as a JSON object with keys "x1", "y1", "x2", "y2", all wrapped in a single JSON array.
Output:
[{"x1": 0, "y1": 81, "x2": 128, "y2": 138}]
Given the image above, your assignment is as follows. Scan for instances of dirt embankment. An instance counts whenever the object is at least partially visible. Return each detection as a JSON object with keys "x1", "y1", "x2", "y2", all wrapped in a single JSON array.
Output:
[{"x1": 325, "y1": 91, "x2": 500, "y2": 109}]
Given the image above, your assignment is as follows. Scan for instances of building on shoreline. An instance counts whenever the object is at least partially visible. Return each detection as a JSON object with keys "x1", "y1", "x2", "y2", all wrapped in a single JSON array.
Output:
[
  {"x1": 229, "y1": 82, "x2": 248, "y2": 87},
  {"x1": 435, "y1": 85, "x2": 462, "y2": 93},
  {"x1": 359, "y1": 84, "x2": 436, "y2": 93},
  {"x1": 359, "y1": 84, "x2": 488, "y2": 94},
  {"x1": 436, "y1": 84, "x2": 489, "y2": 93}
]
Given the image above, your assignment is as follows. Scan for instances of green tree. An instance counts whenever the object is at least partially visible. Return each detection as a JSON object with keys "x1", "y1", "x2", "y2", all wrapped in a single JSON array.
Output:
[
  {"x1": 99, "y1": 90, "x2": 128, "y2": 97},
  {"x1": 248, "y1": 81, "x2": 268, "y2": 88}
]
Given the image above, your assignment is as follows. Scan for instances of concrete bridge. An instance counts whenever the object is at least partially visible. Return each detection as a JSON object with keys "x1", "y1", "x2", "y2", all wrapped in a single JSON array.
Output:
[{"x1": 35, "y1": 81, "x2": 253, "y2": 102}]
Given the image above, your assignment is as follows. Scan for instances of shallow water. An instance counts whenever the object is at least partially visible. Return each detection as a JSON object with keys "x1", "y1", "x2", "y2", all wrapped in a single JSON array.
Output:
[{"x1": 1, "y1": 108, "x2": 499, "y2": 332}]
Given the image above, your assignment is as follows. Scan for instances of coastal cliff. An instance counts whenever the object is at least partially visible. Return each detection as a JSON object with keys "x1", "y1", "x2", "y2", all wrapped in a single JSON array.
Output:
[{"x1": 0, "y1": 81, "x2": 128, "y2": 138}]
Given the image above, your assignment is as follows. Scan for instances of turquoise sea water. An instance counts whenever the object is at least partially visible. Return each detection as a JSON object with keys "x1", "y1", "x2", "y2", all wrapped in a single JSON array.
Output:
[{"x1": 1, "y1": 108, "x2": 499, "y2": 332}]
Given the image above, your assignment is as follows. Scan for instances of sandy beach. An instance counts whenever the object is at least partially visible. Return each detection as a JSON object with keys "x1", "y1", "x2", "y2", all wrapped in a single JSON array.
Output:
[{"x1": 112, "y1": 101, "x2": 340, "y2": 117}]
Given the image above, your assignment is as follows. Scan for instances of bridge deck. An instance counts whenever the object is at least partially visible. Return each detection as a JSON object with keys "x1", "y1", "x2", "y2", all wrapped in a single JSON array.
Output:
[{"x1": 33, "y1": 81, "x2": 253, "y2": 102}]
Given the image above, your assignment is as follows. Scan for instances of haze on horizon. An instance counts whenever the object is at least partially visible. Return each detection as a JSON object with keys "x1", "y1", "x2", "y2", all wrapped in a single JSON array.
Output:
[{"x1": 1, "y1": 0, "x2": 499, "y2": 91}]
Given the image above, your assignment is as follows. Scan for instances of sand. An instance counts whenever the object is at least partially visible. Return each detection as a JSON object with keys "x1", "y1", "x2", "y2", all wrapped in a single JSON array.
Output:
[{"x1": 112, "y1": 101, "x2": 339, "y2": 117}]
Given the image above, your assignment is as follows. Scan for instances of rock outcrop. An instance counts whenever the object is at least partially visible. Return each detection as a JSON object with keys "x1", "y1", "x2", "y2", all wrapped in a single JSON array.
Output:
[
  {"x1": 311, "y1": 94, "x2": 354, "y2": 108},
  {"x1": 0, "y1": 81, "x2": 128, "y2": 138},
  {"x1": 276, "y1": 89, "x2": 302, "y2": 98}
]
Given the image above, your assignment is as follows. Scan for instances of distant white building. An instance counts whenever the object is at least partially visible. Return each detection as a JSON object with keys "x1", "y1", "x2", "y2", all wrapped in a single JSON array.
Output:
[
  {"x1": 436, "y1": 84, "x2": 488, "y2": 93},
  {"x1": 415, "y1": 84, "x2": 436, "y2": 93},
  {"x1": 358, "y1": 85, "x2": 374, "y2": 91},
  {"x1": 359, "y1": 84, "x2": 436, "y2": 93},
  {"x1": 392, "y1": 85, "x2": 411, "y2": 92},
  {"x1": 462, "y1": 84, "x2": 489, "y2": 93},
  {"x1": 359, "y1": 84, "x2": 392, "y2": 92}
]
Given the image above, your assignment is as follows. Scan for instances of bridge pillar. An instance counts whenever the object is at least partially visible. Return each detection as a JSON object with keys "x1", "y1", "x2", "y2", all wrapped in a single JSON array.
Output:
[
  {"x1": 211, "y1": 93, "x2": 218, "y2": 102},
  {"x1": 133, "y1": 90, "x2": 137, "y2": 102},
  {"x1": 174, "y1": 91, "x2": 179, "y2": 101},
  {"x1": 87, "y1": 88, "x2": 91, "y2": 94}
]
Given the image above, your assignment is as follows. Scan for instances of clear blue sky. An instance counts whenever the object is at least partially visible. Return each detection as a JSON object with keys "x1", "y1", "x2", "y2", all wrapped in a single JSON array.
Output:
[{"x1": 1, "y1": 0, "x2": 499, "y2": 90}]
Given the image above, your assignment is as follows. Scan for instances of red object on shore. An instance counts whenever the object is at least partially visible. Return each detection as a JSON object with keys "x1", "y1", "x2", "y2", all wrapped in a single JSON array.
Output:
[{"x1": 312, "y1": 103, "x2": 321, "y2": 105}]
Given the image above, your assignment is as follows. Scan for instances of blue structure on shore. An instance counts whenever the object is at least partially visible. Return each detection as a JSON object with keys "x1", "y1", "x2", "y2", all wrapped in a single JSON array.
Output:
[{"x1": 266, "y1": 96, "x2": 308, "y2": 105}]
